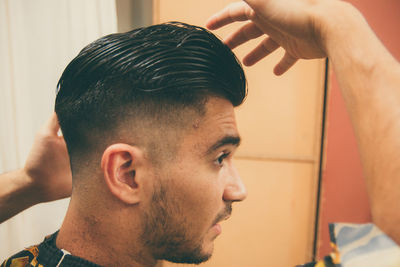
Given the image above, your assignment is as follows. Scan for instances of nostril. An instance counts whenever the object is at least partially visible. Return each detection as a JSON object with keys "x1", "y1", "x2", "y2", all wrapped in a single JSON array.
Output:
[{"x1": 223, "y1": 182, "x2": 247, "y2": 202}]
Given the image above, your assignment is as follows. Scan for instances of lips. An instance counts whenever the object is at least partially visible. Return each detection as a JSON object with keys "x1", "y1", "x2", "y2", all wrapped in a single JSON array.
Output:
[{"x1": 221, "y1": 215, "x2": 230, "y2": 222}]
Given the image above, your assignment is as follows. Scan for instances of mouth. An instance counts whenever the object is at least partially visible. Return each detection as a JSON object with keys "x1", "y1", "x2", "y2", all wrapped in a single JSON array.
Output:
[
  {"x1": 212, "y1": 214, "x2": 230, "y2": 227},
  {"x1": 221, "y1": 215, "x2": 230, "y2": 222},
  {"x1": 212, "y1": 204, "x2": 232, "y2": 226},
  {"x1": 211, "y1": 214, "x2": 231, "y2": 236},
  {"x1": 212, "y1": 223, "x2": 222, "y2": 235}
]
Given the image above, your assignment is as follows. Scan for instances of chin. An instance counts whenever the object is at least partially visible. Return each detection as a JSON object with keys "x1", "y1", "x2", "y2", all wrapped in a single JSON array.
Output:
[
  {"x1": 162, "y1": 243, "x2": 213, "y2": 264},
  {"x1": 164, "y1": 252, "x2": 212, "y2": 265}
]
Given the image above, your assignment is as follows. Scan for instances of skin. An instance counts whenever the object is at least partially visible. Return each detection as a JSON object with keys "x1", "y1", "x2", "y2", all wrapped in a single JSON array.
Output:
[
  {"x1": 143, "y1": 97, "x2": 246, "y2": 264},
  {"x1": 56, "y1": 97, "x2": 247, "y2": 267},
  {"x1": 0, "y1": 113, "x2": 72, "y2": 223},
  {"x1": 207, "y1": 0, "x2": 400, "y2": 244}
]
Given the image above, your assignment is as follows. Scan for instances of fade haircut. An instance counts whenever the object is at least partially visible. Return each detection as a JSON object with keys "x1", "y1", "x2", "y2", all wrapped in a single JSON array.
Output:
[{"x1": 55, "y1": 22, "x2": 247, "y2": 170}]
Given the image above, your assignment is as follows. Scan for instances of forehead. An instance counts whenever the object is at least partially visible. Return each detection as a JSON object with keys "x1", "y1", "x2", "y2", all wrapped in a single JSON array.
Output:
[{"x1": 182, "y1": 97, "x2": 239, "y2": 153}]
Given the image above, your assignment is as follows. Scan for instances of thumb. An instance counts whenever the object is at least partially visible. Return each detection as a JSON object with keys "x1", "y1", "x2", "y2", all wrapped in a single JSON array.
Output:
[{"x1": 42, "y1": 112, "x2": 60, "y2": 136}]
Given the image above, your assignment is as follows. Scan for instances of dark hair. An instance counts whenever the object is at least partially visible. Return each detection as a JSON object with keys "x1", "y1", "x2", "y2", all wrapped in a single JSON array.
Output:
[{"x1": 55, "y1": 22, "x2": 247, "y2": 164}]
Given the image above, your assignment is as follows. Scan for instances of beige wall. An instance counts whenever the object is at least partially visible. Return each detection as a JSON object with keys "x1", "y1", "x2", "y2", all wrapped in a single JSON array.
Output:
[{"x1": 154, "y1": 0, "x2": 326, "y2": 266}]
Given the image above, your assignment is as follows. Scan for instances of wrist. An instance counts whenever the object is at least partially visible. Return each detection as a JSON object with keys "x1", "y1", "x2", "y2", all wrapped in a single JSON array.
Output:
[
  {"x1": 19, "y1": 168, "x2": 42, "y2": 206},
  {"x1": 0, "y1": 169, "x2": 40, "y2": 222},
  {"x1": 312, "y1": 1, "x2": 365, "y2": 57}
]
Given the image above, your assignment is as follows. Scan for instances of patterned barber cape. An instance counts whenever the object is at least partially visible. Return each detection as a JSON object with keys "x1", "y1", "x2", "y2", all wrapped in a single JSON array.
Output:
[
  {"x1": 2, "y1": 224, "x2": 400, "y2": 267},
  {"x1": 1, "y1": 231, "x2": 100, "y2": 267}
]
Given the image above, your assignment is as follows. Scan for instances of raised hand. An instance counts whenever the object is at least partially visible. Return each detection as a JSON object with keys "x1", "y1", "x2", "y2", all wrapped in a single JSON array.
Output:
[
  {"x1": 0, "y1": 113, "x2": 72, "y2": 223},
  {"x1": 23, "y1": 113, "x2": 72, "y2": 203},
  {"x1": 206, "y1": 0, "x2": 336, "y2": 75}
]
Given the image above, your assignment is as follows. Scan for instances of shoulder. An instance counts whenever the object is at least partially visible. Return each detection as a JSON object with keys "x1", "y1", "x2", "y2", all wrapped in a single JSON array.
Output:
[
  {"x1": 1, "y1": 232, "x2": 57, "y2": 267},
  {"x1": 1, "y1": 245, "x2": 40, "y2": 267}
]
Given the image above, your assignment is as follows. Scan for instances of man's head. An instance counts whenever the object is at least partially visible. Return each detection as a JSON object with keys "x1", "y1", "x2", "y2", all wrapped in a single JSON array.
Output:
[{"x1": 55, "y1": 22, "x2": 247, "y2": 265}]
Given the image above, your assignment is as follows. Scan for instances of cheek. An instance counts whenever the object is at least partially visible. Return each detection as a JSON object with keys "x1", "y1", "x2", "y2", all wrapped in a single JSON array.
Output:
[{"x1": 170, "y1": 168, "x2": 224, "y2": 226}]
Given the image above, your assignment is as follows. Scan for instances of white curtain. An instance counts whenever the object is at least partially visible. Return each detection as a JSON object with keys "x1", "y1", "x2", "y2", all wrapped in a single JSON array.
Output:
[{"x1": 0, "y1": 0, "x2": 117, "y2": 259}]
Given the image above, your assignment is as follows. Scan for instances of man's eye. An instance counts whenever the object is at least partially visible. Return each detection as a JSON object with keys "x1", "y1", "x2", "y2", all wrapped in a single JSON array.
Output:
[{"x1": 215, "y1": 152, "x2": 230, "y2": 166}]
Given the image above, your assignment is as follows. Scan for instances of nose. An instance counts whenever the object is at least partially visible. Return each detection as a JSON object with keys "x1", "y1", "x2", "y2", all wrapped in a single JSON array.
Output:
[{"x1": 223, "y1": 163, "x2": 247, "y2": 202}]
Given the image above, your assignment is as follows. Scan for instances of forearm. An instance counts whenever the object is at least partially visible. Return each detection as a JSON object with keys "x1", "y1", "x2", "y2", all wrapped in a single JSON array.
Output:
[
  {"x1": 0, "y1": 170, "x2": 38, "y2": 223},
  {"x1": 324, "y1": 2, "x2": 400, "y2": 243}
]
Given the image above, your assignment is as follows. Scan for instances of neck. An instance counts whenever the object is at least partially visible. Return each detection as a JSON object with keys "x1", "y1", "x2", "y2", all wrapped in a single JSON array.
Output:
[{"x1": 57, "y1": 197, "x2": 157, "y2": 267}]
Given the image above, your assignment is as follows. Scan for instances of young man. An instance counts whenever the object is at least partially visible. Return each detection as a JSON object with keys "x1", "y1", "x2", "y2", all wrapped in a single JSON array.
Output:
[
  {"x1": 1, "y1": 22, "x2": 247, "y2": 267},
  {"x1": 3, "y1": 0, "x2": 400, "y2": 266}
]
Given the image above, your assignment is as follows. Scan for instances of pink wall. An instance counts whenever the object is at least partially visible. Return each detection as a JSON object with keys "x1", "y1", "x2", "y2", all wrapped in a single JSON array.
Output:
[{"x1": 317, "y1": 0, "x2": 400, "y2": 258}]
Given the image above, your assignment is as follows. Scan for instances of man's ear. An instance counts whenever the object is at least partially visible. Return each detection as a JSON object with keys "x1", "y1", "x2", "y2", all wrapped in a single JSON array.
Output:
[{"x1": 101, "y1": 143, "x2": 144, "y2": 204}]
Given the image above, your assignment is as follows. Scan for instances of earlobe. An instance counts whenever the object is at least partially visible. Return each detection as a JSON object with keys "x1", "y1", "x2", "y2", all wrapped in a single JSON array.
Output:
[{"x1": 101, "y1": 144, "x2": 143, "y2": 204}]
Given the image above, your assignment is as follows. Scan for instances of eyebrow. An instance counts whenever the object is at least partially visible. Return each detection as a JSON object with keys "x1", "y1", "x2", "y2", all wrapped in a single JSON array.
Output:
[{"x1": 205, "y1": 135, "x2": 241, "y2": 155}]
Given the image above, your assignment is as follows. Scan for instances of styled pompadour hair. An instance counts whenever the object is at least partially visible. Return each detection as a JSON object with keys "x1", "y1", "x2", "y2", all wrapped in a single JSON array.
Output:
[{"x1": 55, "y1": 22, "x2": 247, "y2": 166}]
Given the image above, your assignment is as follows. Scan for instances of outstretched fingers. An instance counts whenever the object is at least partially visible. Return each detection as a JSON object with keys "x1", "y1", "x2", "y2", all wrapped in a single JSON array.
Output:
[
  {"x1": 273, "y1": 52, "x2": 298, "y2": 75},
  {"x1": 207, "y1": 0, "x2": 303, "y2": 72},
  {"x1": 243, "y1": 37, "x2": 280, "y2": 66},
  {"x1": 224, "y1": 22, "x2": 264, "y2": 49},
  {"x1": 206, "y1": 2, "x2": 254, "y2": 30}
]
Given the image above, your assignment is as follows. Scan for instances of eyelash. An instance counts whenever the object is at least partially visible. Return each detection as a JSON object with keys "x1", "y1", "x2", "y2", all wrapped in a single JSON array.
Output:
[{"x1": 215, "y1": 152, "x2": 231, "y2": 167}]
